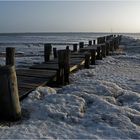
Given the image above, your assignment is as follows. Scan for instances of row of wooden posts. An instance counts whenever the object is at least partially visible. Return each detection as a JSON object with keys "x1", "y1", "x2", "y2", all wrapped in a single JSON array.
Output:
[
  {"x1": 44, "y1": 34, "x2": 121, "y2": 85},
  {"x1": 0, "y1": 34, "x2": 121, "y2": 121}
]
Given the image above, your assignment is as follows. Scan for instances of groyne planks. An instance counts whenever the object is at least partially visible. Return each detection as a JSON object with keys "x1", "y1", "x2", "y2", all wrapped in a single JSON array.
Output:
[{"x1": 1, "y1": 34, "x2": 122, "y2": 101}]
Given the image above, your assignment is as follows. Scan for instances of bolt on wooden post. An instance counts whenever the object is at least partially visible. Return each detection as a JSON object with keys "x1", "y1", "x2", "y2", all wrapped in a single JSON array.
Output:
[{"x1": 44, "y1": 43, "x2": 52, "y2": 62}]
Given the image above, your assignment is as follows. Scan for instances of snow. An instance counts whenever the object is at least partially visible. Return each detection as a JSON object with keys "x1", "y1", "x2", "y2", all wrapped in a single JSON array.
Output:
[{"x1": 0, "y1": 36, "x2": 140, "y2": 139}]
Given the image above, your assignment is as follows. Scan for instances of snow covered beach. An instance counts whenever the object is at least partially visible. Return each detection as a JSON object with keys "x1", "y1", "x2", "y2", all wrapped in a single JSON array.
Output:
[{"x1": 0, "y1": 36, "x2": 140, "y2": 139}]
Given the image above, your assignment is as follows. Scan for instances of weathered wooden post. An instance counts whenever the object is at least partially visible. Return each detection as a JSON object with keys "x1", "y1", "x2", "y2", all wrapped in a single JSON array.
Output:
[
  {"x1": 57, "y1": 50, "x2": 64, "y2": 85},
  {"x1": 79, "y1": 42, "x2": 84, "y2": 49},
  {"x1": 6, "y1": 47, "x2": 15, "y2": 65},
  {"x1": 0, "y1": 65, "x2": 21, "y2": 121},
  {"x1": 57, "y1": 50, "x2": 70, "y2": 85},
  {"x1": 44, "y1": 43, "x2": 52, "y2": 62},
  {"x1": 88, "y1": 40, "x2": 92, "y2": 46},
  {"x1": 101, "y1": 44, "x2": 106, "y2": 57},
  {"x1": 64, "y1": 50, "x2": 70, "y2": 84},
  {"x1": 96, "y1": 46, "x2": 102, "y2": 60},
  {"x1": 53, "y1": 48, "x2": 57, "y2": 58},
  {"x1": 105, "y1": 42, "x2": 110, "y2": 56},
  {"x1": 73, "y1": 44, "x2": 78, "y2": 52},
  {"x1": 114, "y1": 37, "x2": 119, "y2": 50},
  {"x1": 90, "y1": 49, "x2": 96, "y2": 65},
  {"x1": 84, "y1": 53, "x2": 90, "y2": 69},
  {"x1": 0, "y1": 48, "x2": 21, "y2": 121},
  {"x1": 109, "y1": 40, "x2": 114, "y2": 53},
  {"x1": 113, "y1": 38, "x2": 117, "y2": 50},
  {"x1": 97, "y1": 37, "x2": 102, "y2": 44},
  {"x1": 66, "y1": 46, "x2": 69, "y2": 50},
  {"x1": 106, "y1": 36, "x2": 109, "y2": 41},
  {"x1": 119, "y1": 35, "x2": 122, "y2": 43},
  {"x1": 102, "y1": 36, "x2": 106, "y2": 43},
  {"x1": 93, "y1": 40, "x2": 96, "y2": 45}
]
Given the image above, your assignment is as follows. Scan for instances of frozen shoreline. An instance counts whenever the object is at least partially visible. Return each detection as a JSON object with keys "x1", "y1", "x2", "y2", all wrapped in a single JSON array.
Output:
[{"x1": 0, "y1": 36, "x2": 140, "y2": 139}]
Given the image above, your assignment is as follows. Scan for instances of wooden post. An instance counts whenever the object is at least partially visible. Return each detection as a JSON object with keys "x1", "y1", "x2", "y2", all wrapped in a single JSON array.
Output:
[
  {"x1": 84, "y1": 53, "x2": 90, "y2": 69},
  {"x1": 110, "y1": 40, "x2": 114, "y2": 53},
  {"x1": 44, "y1": 43, "x2": 52, "y2": 62},
  {"x1": 53, "y1": 48, "x2": 57, "y2": 58},
  {"x1": 6, "y1": 47, "x2": 15, "y2": 66},
  {"x1": 114, "y1": 37, "x2": 119, "y2": 50},
  {"x1": 97, "y1": 37, "x2": 102, "y2": 44},
  {"x1": 97, "y1": 38, "x2": 100, "y2": 44},
  {"x1": 64, "y1": 50, "x2": 70, "y2": 84},
  {"x1": 73, "y1": 44, "x2": 78, "y2": 52},
  {"x1": 105, "y1": 42, "x2": 110, "y2": 56},
  {"x1": 0, "y1": 65, "x2": 21, "y2": 121},
  {"x1": 93, "y1": 40, "x2": 96, "y2": 45},
  {"x1": 57, "y1": 50, "x2": 69, "y2": 85},
  {"x1": 88, "y1": 40, "x2": 92, "y2": 46},
  {"x1": 96, "y1": 46, "x2": 102, "y2": 60},
  {"x1": 79, "y1": 42, "x2": 84, "y2": 49},
  {"x1": 101, "y1": 44, "x2": 106, "y2": 57},
  {"x1": 66, "y1": 46, "x2": 69, "y2": 50},
  {"x1": 102, "y1": 36, "x2": 106, "y2": 43},
  {"x1": 90, "y1": 49, "x2": 96, "y2": 65},
  {"x1": 113, "y1": 38, "x2": 117, "y2": 50},
  {"x1": 57, "y1": 50, "x2": 64, "y2": 85}
]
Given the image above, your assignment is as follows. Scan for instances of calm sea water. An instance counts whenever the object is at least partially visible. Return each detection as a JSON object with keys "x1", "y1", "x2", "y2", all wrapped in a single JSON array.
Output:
[
  {"x1": 0, "y1": 32, "x2": 109, "y2": 44},
  {"x1": 0, "y1": 32, "x2": 139, "y2": 56},
  {"x1": 0, "y1": 32, "x2": 140, "y2": 44},
  {"x1": 0, "y1": 32, "x2": 139, "y2": 67}
]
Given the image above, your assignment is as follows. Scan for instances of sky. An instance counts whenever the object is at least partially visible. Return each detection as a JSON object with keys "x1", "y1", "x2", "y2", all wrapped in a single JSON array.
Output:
[{"x1": 0, "y1": 1, "x2": 140, "y2": 33}]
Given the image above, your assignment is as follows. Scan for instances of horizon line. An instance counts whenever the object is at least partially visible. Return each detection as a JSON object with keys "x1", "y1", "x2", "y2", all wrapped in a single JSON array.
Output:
[{"x1": 0, "y1": 31, "x2": 140, "y2": 34}]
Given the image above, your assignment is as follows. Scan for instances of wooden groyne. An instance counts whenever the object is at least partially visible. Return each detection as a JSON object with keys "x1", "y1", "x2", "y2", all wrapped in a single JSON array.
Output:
[{"x1": 0, "y1": 34, "x2": 121, "y2": 121}]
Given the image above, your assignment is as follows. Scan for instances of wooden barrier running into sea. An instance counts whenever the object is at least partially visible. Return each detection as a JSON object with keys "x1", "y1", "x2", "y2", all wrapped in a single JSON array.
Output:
[{"x1": 0, "y1": 34, "x2": 122, "y2": 121}]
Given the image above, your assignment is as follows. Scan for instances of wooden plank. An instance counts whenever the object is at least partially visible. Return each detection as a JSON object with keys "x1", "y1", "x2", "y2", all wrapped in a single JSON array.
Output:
[
  {"x1": 17, "y1": 76, "x2": 49, "y2": 85},
  {"x1": 18, "y1": 87, "x2": 34, "y2": 100},
  {"x1": 70, "y1": 54, "x2": 85, "y2": 58},
  {"x1": 71, "y1": 52, "x2": 87, "y2": 55},
  {"x1": 43, "y1": 59, "x2": 58, "y2": 64},
  {"x1": 70, "y1": 59, "x2": 85, "y2": 72},
  {"x1": 30, "y1": 63, "x2": 59, "y2": 70},
  {"x1": 80, "y1": 47, "x2": 97, "y2": 52},
  {"x1": 18, "y1": 82, "x2": 40, "y2": 89},
  {"x1": 70, "y1": 60, "x2": 84, "y2": 65},
  {"x1": 30, "y1": 58, "x2": 85, "y2": 72},
  {"x1": 17, "y1": 69, "x2": 57, "y2": 75},
  {"x1": 70, "y1": 57, "x2": 85, "y2": 61},
  {"x1": 16, "y1": 69, "x2": 57, "y2": 78}
]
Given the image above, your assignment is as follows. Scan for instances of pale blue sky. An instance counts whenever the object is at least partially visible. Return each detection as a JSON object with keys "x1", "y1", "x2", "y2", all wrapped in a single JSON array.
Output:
[{"x1": 0, "y1": 1, "x2": 140, "y2": 33}]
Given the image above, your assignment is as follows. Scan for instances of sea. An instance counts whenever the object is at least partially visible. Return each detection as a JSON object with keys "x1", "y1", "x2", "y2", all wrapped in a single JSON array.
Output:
[
  {"x1": 0, "y1": 32, "x2": 139, "y2": 67},
  {"x1": 0, "y1": 32, "x2": 140, "y2": 44}
]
